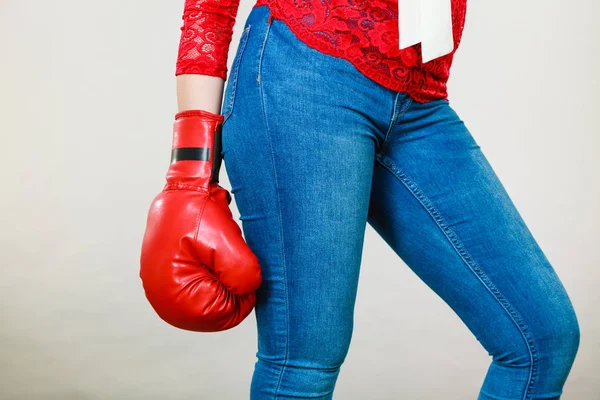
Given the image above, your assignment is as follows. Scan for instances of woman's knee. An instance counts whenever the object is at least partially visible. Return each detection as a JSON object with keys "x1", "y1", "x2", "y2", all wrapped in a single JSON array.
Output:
[
  {"x1": 251, "y1": 332, "x2": 351, "y2": 399},
  {"x1": 537, "y1": 306, "x2": 580, "y2": 364},
  {"x1": 501, "y1": 304, "x2": 580, "y2": 374},
  {"x1": 251, "y1": 357, "x2": 342, "y2": 399}
]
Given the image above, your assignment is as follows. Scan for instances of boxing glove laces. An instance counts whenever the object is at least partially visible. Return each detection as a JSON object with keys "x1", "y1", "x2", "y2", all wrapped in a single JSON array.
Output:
[{"x1": 140, "y1": 109, "x2": 262, "y2": 332}]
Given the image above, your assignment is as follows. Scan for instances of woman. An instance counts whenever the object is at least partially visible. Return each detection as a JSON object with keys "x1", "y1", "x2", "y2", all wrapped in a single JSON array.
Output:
[{"x1": 174, "y1": 0, "x2": 580, "y2": 398}]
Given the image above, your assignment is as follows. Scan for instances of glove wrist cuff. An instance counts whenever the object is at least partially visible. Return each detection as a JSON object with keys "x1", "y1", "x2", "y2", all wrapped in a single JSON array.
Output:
[
  {"x1": 166, "y1": 110, "x2": 225, "y2": 190},
  {"x1": 174, "y1": 109, "x2": 225, "y2": 123}
]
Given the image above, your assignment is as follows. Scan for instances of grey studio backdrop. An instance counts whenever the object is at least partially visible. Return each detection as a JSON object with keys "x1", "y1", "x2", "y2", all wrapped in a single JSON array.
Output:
[{"x1": 0, "y1": 0, "x2": 598, "y2": 399}]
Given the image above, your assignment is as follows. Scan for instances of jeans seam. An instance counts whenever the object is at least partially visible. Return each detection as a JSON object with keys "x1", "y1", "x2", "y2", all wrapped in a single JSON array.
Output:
[
  {"x1": 257, "y1": 14, "x2": 273, "y2": 83},
  {"x1": 258, "y1": 16, "x2": 289, "y2": 400},
  {"x1": 378, "y1": 93, "x2": 413, "y2": 156},
  {"x1": 222, "y1": 25, "x2": 252, "y2": 124},
  {"x1": 375, "y1": 153, "x2": 539, "y2": 400}
]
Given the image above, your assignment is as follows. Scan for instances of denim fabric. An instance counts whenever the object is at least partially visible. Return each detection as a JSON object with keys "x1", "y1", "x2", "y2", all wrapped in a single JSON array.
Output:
[{"x1": 220, "y1": 5, "x2": 580, "y2": 399}]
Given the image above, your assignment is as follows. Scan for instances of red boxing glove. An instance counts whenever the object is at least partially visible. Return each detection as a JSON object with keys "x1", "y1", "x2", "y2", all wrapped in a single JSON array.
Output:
[{"x1": 140, "y1": 109, "x2": 262, "y2": 332}]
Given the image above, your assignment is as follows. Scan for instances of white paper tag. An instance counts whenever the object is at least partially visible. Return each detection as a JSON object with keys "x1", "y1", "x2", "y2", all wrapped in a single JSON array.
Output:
[{"x1": 398, "y1": 0, "x2": 454, "y2": 63}]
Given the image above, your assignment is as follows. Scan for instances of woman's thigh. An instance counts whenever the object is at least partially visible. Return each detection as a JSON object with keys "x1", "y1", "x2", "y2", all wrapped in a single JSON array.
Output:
[
  {"x1": 367, "y1": 98, "x2": 580, "y2": 398},
  {"x1": 221, "y1": 4, "x2": 392, "y2": 398}
]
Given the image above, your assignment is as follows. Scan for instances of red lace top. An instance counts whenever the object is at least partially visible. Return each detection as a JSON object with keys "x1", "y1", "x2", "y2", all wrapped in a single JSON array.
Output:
[{"x1": 175, "y1": 0, "x2": 467, "y2": 103}]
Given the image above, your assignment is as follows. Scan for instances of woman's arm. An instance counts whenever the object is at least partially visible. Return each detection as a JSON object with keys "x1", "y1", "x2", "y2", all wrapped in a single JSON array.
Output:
[
  {"x1": 175, "y1": 0, "x2": 242, "y2": 114},
  {"x1": 176, "y1": 74, "x2": 225, "y2": 114}
]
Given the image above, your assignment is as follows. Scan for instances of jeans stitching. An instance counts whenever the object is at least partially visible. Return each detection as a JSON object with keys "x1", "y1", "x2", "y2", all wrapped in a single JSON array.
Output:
[
  {"x1": 222, "y1": 25, "x2": 252, "y2": 124},
  {"x1": 257, "y1": 14, "x2": 272, "y2": 83},
  {"x1": 375, "y1": 153, "x2": 539, "y2": 400},
  {"x1": 257, "y1": 14, "x2": 289, "y2": 400}
]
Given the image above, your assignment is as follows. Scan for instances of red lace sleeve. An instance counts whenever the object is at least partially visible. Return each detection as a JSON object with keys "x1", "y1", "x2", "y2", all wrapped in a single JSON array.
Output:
[{"x1": 175, "y1": 0, "x2": 242, "y2": 79}]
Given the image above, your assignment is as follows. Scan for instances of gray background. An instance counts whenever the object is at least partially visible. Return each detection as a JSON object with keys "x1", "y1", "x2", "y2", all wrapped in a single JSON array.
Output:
[{"x1": 1, "y1": 0, "x2": 598, "y2": 398}]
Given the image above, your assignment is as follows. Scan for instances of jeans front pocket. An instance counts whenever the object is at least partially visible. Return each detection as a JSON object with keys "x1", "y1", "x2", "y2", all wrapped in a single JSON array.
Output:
[{"x1": 221, "y1": 24, "x2": 252, "y2": 125}]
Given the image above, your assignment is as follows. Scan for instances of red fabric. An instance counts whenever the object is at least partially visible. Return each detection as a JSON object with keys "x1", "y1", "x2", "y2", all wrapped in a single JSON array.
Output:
[{"x1": 176, "y1": 0, "x2": 467, "y2": 103}]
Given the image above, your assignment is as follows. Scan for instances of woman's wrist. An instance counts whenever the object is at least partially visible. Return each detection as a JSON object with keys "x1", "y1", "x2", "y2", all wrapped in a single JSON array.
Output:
[{"x1": 176, "y1": 74, "x2": 226, "y2": 115}]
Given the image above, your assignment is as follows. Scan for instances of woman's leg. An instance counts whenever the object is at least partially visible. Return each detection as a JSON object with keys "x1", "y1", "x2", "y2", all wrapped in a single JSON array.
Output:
[
  {"x1": 221, "y1": 5, "x2": 395, "y2": 399},
  {"x1": 367, "y1": 97, "x2": 581, "y2": 399}
]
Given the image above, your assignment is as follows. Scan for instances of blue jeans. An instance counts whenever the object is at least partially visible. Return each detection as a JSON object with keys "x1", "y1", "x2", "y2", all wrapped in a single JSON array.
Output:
[{"x1": 220, "y1": 5, "x2": 580, "y2": 399}]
